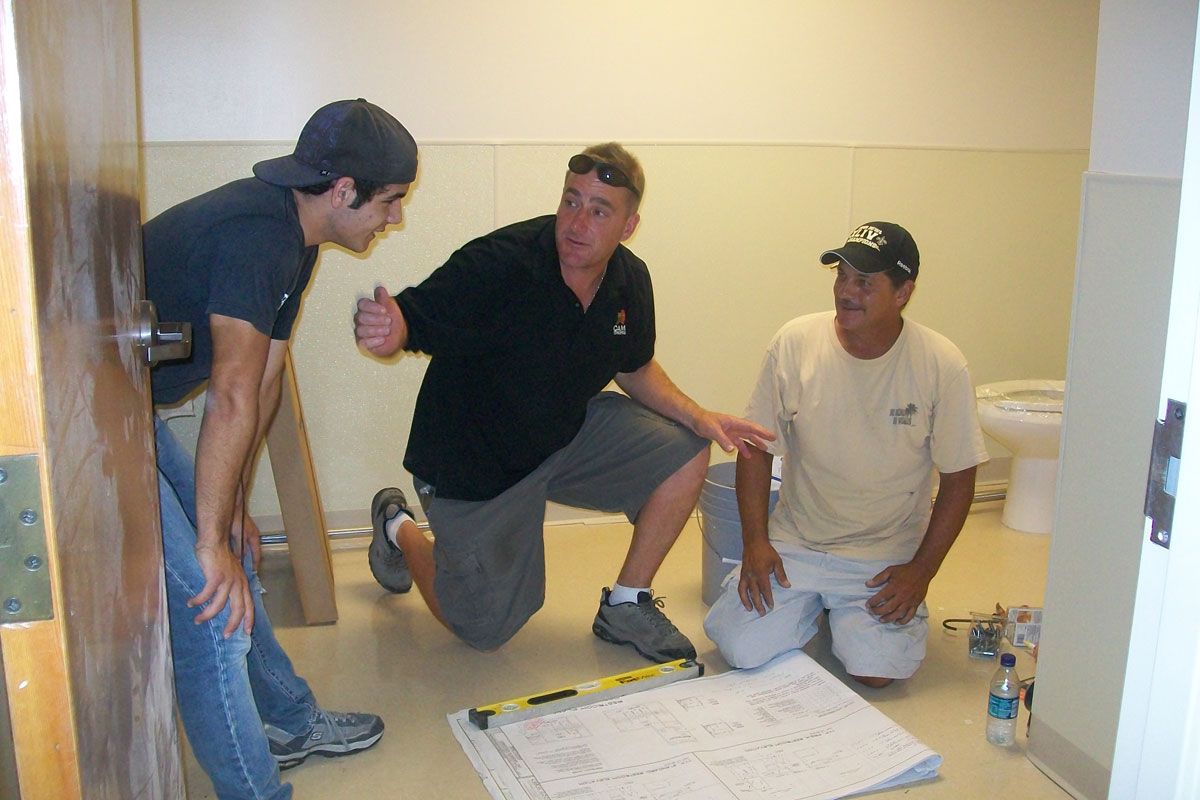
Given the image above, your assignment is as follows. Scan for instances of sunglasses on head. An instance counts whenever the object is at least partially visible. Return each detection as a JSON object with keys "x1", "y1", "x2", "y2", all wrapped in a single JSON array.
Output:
[{"x1": 567, "y1": 154, "x2": 641, "y2": 198}]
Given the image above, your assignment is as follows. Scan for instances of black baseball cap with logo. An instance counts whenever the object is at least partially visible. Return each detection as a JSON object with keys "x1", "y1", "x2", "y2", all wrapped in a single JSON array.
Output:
[
  {"x1": 819, "y1": 221, "x2": 919, "y2": 279},
  {"x1": 254, "y1": 98, "x2": 418, "y2": 188}
]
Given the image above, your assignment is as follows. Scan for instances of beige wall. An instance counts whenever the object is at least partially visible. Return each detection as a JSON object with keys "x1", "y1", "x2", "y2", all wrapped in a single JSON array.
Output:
[
  {"x1": 143, "y1": 143, "x2": 1086, "y2": 524},
  {"x1": 136, "y1": 1, "x2": 1098, "y2": 150},
  {"x1": 135, "y1": 1, "x2": 1098, "y2": 525}
]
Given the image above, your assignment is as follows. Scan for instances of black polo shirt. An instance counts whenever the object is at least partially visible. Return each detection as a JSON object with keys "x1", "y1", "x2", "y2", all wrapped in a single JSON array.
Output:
[{"x1": 398, "y1": 215, "x2": 655, "y2": 501}]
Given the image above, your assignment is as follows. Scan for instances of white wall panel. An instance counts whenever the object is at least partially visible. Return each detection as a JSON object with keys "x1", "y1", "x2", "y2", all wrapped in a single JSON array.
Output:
[
  {"x1": 1028, "y1": 172, "x2": 1181, "y2": 798},
  {"x1": 142, "y1": 142, "x2": 1087, "y2": 520},
  {"x1": 136, "y1": 0, "x2": 1098, "y2": 150}
]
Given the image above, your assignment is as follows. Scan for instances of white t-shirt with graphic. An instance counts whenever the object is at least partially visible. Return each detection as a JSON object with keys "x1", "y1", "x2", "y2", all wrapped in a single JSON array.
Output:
[{"x1": 745, "y1": 311, "x2": 988, "y2": 562}]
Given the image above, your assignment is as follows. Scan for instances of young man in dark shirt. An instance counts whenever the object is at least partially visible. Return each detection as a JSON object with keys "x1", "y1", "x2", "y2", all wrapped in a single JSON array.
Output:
[
  {"x1": 147, "y1": 98, "x2": 416, "y2": 800},
  {"x1": 354, "y1": 143, "x2": 773, "y2": 661}
]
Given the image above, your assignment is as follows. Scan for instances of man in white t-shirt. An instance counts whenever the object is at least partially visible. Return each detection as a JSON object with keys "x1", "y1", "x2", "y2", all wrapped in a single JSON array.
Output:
[{"x1": 703, "y1": 222, "x2": 988, "y2": 688}]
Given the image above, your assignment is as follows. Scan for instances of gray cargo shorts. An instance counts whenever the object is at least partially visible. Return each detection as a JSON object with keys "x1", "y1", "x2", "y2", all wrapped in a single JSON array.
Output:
[{"x1": 414, "y1": 391, "x2": 709, "y2": 650}]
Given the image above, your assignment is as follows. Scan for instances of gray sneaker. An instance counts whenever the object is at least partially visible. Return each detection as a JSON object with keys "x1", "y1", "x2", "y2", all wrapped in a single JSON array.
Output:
[
  {"x1": 265, "y1": 709, "x2": 384, "y2": 770},
  {"x1": 369, "y1": 487, "x2": 413, "y2": 593},
  {"x1": 592, "y1": 588, "x2": 697, "y2": 662}
]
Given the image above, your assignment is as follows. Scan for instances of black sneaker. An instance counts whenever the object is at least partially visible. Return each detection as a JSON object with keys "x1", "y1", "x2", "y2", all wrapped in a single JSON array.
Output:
[
  {"x1": 592, "y1": 587, "x2": 697, "y2": 662},
  {"x1": 265, "y1": 709, "x2": 384, "y2": 770},
  {"x1": 369, "y1": 487, "x2": 413, "y2": 593}
]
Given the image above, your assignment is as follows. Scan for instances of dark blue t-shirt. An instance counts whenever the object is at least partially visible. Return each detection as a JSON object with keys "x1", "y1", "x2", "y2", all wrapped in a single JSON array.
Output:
[
  {"x1": 144, "y1": 178, "x2": 318, "y2": 405},
  {"x1": 398, "y1": 215, "x2": 656, "y2": 501}
]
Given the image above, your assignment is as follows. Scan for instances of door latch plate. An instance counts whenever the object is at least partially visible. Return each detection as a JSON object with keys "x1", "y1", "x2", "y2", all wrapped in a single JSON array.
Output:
[
  {"x1": 135, "y1": 299, "x2": 192, "y2": 366},
  {"x1": 1145, "y1": 399, "x2": 1185, "y2": 549},
  {"x1": 0, "y1": 454, "x2": 53, "y2": 622}
]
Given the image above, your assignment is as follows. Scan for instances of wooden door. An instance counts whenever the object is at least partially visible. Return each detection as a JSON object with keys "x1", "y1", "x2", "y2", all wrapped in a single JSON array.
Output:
[{"x1": 0, "y1": 0, "x2": 184, "y2": 797}]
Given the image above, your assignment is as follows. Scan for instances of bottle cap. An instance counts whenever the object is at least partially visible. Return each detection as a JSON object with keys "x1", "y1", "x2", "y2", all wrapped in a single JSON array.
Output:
[{"x1": 1001, "y1": 653, "x2": 1016, "y2": 667}]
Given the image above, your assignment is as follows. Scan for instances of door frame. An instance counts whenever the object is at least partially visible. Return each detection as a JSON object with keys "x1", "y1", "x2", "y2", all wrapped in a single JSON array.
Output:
[
  {"x1": 1109, "y1": 11, "x2": 1200, "y2": 797},
  {"x1": 0, "y1": 0, "x2": 183, "y2": 796},
  {"x1": 0, "y1": 12, "x2": 81, "y2": 789}
]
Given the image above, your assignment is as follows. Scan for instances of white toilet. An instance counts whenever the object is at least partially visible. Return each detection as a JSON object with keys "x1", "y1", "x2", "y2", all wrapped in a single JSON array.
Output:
[{"x1": 976, "y1": 379, "x2": 1066, "y2": 534}]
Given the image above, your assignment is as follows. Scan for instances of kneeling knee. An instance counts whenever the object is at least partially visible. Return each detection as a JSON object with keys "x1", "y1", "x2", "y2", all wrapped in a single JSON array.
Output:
[
  {"x1": 454, "y1": 625, "x2": 514, "y2": 652},
  {"x1": 708, "y1": 632, "x2": 781, "y2": 671},
  {"x1": 448, "y1": 609, "x2": 528, "y2": 652},
  {"x1": 850, "y1": 674, "x2": 895, "y2": 689}
]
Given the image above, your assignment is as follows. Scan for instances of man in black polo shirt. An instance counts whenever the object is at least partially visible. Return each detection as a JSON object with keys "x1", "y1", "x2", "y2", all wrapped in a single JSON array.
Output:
[{"x1": 354, "y1": 143, "x2": 773, "y2": 660}]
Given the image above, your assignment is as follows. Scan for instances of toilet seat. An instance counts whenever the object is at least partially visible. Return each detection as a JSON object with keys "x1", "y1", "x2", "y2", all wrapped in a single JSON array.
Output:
[
  {"x1": 977, "y1": 381, "x2": 1065, "y2": 415},
  {"x1": 991, "y1": 390, "x2": 1063, "y2": 414}
]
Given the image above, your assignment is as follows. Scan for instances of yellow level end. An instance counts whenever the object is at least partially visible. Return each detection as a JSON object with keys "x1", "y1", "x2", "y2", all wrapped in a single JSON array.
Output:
[{"x1": 469, "y1": 658, "x2": 703, "y2": 729}]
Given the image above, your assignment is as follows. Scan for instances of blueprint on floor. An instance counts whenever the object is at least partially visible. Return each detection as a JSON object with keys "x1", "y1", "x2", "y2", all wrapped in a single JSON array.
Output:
[{"x1": 448, "y1": 649, "x2": 942, "y2": 800}]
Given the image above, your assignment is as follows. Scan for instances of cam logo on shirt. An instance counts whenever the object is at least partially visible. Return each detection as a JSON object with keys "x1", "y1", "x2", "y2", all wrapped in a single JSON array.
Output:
[
  {"x1": 613, "y1": 309, "x2": 627, "y2": 336},
  {"x1": 890, "y1": 403, "x2": 918, "y2": 426}
]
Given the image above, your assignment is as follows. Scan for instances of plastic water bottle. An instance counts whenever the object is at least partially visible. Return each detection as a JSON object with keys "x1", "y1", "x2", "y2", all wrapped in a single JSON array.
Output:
[{"x1": 986, "y1": 653, "x2": 1020, "y2": 745}]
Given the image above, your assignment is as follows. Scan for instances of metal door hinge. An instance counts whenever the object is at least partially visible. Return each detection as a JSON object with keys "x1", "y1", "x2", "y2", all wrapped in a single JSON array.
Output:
[
  {"x1": 0, "y1": 454, "x2": 53, "y2": 622},
  {"x1": 1145, "y1": 399, "x2": 1185, "y2": 549}
]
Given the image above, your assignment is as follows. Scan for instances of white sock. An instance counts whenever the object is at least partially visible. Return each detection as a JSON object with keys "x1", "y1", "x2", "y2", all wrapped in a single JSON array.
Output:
[
  {"x1": 384, "y1": 508, "x2": 415, "y2": 549},
  {"x1": 608, "y1": 583, "x2": 649, "y2": 605}
]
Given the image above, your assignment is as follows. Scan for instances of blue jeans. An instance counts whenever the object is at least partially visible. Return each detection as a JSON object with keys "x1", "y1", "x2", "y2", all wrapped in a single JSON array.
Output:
[{"x1": 156, "y1": 417, "x2": 316, "y2": 800}]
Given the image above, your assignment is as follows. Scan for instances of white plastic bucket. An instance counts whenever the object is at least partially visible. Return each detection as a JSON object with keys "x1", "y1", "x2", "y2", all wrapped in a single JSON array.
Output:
[{"x1": 698, "y1": 461, "x2": 779, "y2": 605}]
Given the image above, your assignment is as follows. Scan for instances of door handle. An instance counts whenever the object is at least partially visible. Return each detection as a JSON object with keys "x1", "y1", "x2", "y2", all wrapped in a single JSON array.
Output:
[{"x1": 135, "y1": 300, "x2": 192, "y2": 366}]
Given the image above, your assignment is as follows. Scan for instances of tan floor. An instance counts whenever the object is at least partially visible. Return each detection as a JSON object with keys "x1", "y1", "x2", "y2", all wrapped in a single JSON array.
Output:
[{"x1": 183, "y1": 500, "x2": 1072, "y2": 799}]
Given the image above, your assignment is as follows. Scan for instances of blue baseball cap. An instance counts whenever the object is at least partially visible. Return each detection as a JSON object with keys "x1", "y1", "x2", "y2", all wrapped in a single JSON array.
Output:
[{"x1": 254, "y1": 98, "x2": 418, "y2": 187}]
